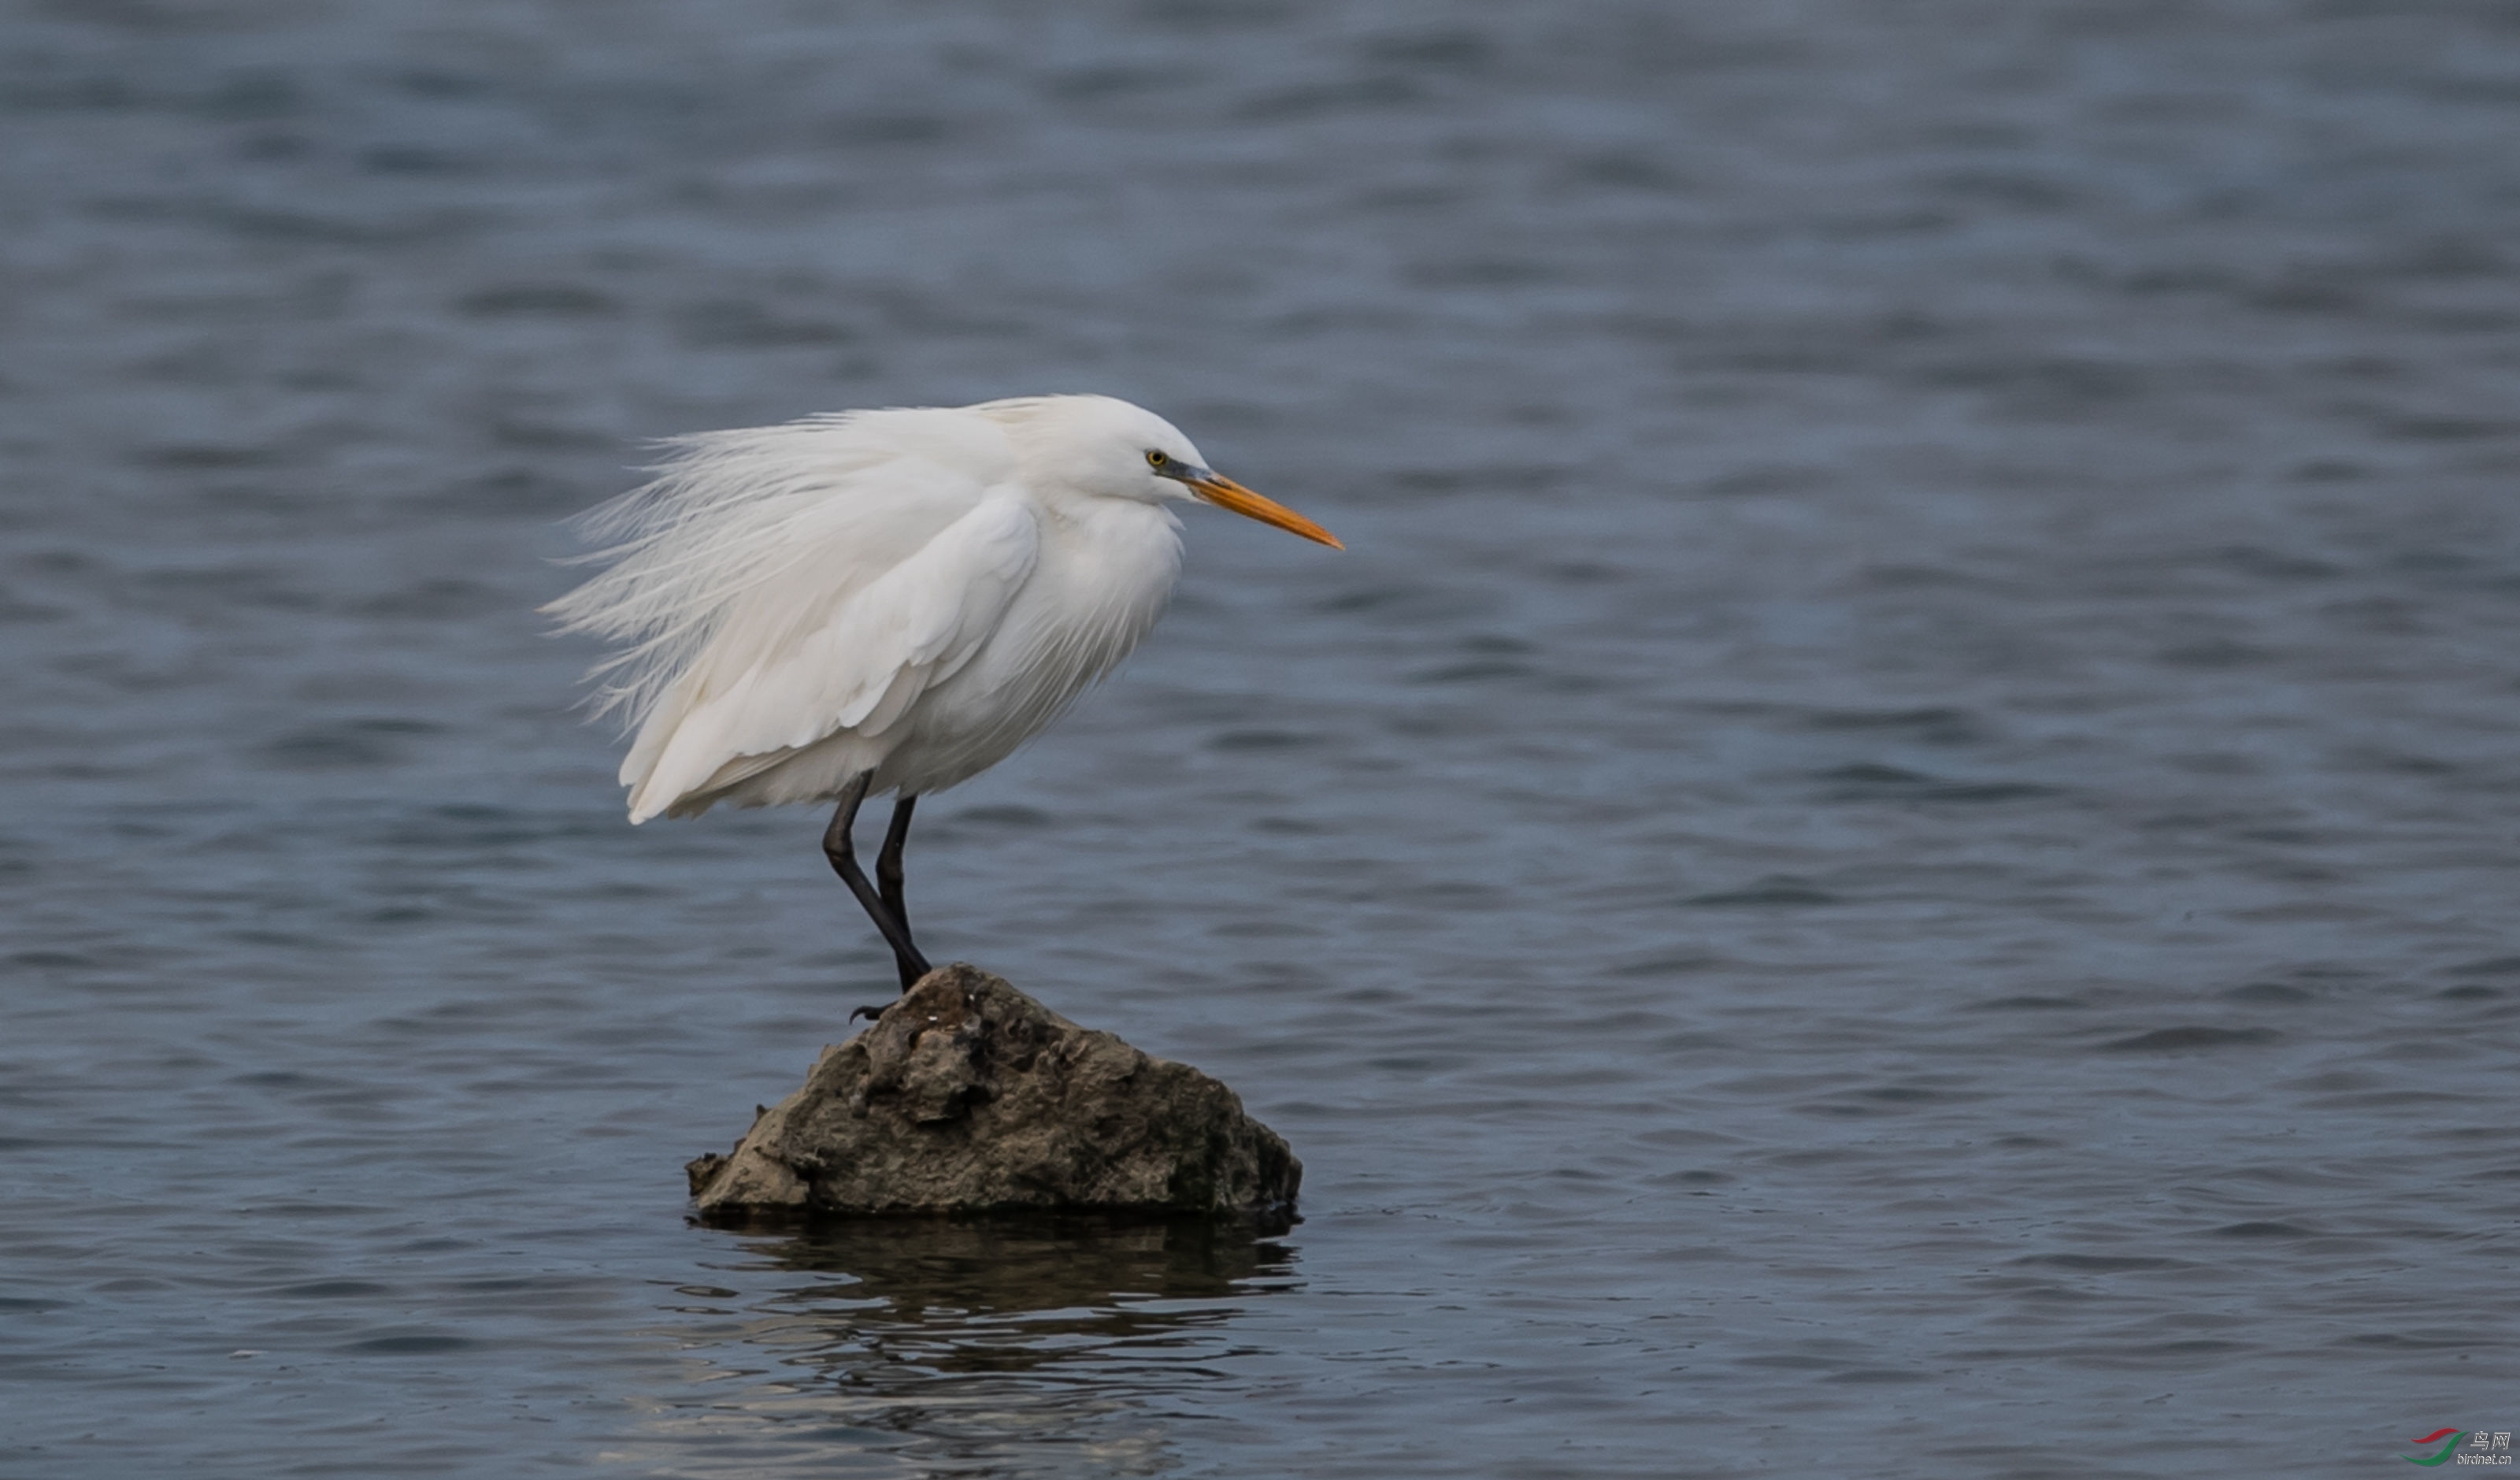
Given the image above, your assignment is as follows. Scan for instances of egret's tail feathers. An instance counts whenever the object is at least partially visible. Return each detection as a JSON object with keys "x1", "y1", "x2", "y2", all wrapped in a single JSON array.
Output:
[{"x1": 627, "y1": 744, "x2": 788, "y2": 824}]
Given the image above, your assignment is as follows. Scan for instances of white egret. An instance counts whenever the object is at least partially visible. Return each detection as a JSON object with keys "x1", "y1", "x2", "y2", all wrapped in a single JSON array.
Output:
[{"x1": 546, "y1": 394, "x2": 1341, "y2": 999}]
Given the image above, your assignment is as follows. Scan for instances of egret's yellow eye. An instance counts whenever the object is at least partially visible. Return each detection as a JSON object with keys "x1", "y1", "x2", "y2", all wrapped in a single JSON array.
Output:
[{"x1": 1146, "y1": 450, "x2": 1169, "y2": 469}]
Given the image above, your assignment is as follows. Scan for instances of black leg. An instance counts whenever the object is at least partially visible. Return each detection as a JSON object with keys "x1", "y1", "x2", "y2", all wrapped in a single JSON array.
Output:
[
  {"x1": 876, "y1": 794, "x2": 923, "y2": 990},
  {"x1": 822, "y1": 773, "x2": 931, "y2": 990}
]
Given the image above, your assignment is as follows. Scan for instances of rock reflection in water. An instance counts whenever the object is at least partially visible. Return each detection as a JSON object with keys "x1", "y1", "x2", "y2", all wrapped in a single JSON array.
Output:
[{"x1": 631, "y1": 1218, "x2": 1296, "y2": 1478}]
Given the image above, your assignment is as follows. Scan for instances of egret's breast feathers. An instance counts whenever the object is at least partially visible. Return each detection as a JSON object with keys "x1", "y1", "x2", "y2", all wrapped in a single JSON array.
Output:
[{"x1": 898, "y1": 498, "x2": 1183, "y2": 778}]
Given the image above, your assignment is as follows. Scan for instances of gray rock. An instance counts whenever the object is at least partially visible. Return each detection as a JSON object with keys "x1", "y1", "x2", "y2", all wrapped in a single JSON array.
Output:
[{"x1": 687, "y1": 963, "x2": 1300, "y2": 1224}]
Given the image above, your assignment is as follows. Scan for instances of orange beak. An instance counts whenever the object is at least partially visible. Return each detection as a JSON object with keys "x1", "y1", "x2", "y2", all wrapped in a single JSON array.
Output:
[{"x1": 1186, "y1": 472, "x2": 1343, "y2": 549}]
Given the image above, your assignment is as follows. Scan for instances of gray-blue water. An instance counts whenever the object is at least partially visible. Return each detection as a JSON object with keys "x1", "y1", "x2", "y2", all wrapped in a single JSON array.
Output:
[{"x1": 5, "y1": 2, "x2": 2518, "y2": 1474}]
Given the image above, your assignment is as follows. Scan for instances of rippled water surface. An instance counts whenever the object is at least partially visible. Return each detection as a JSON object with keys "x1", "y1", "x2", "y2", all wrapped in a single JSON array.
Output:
[{"x1": 6, "y1": 2, "x2": 2520, "y2": 1475}]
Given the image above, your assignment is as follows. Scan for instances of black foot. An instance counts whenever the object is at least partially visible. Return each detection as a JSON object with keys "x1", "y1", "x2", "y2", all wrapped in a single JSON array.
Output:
[{"x1": 848, "y1": 1002, "x2": 891, "y2": 1024}]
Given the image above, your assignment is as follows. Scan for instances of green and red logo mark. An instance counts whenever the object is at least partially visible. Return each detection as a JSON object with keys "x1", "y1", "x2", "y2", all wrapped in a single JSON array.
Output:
[{"x1": 2405, "y1": 1430, "x2": 2469, "y2": 1467}]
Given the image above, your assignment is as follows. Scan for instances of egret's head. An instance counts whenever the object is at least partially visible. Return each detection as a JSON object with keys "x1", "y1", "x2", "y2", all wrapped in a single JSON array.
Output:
[{"x1": 1006, "y1": 395, "x2": 1342, "y2": 548}]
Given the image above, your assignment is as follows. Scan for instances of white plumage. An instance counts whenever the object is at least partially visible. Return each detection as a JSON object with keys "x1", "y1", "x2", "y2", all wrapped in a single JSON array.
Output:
[
  {"x1": 550, "y1": 392, "x2": 1336, "y2": 818},
  {"x1": 545, "y1": 394, "x2": 1340, "y2": 992}
]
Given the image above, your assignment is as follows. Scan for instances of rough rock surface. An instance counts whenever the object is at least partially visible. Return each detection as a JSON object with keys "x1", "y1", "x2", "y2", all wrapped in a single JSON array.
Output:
[{"x1": 687, "y1": 964, "x2": 1300, "y2": 1222}]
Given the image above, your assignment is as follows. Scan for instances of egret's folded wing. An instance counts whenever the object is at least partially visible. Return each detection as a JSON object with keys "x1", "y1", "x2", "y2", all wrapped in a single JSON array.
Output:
[
  {"x1": 549, "y1": 407, "x2": 1021, "y2": 738},
  {"x1": 624, "y1": 495, "x2": 1040, "y2": 821}
]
